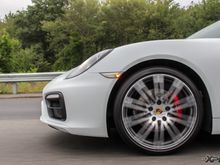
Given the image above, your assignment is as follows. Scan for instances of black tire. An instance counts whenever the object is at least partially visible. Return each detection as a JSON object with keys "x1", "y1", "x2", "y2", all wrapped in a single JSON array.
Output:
[{"x1": 113, "y1": 66, "x2": 203, "y2": 154}]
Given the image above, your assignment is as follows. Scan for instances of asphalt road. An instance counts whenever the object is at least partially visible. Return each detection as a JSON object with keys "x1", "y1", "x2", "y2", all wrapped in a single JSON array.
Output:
[{"x1": 0, "y1": 98, "x2": 220, "y2": 165}]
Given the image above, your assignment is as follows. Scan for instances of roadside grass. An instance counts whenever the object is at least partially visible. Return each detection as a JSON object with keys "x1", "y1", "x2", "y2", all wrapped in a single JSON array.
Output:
[{"x1": 0, "y1": 82, "x2": 48, "y2": 94}]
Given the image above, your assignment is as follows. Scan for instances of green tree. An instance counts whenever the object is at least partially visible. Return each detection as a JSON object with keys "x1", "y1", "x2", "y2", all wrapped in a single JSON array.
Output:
[
  {"x1": 6, "y1": 0, "x2": 68, "y2": 65},
  {"x1": 0, "y1": 31, "x2": 20, "y2": 73},
  {"x1": 43, "y1": 0, "x2": 102, "y2": 70},
  {"x1": 11, "y1": 45, "x2": 50, "y2": 73},
  {"x1": 0, "y1": 21, "x2": 6, "y2": 34},
  {"x1": 1, "y1": 0, "x2": 220, "y2": 72},
  {"x1": 101, "y1": 0, "x2": 148, "y2": 46}
]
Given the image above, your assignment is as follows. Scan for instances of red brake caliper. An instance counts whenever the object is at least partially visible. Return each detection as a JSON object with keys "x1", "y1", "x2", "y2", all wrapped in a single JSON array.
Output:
[{"x1": 174, "y1": 96, "x2": 182, "y2": 119}]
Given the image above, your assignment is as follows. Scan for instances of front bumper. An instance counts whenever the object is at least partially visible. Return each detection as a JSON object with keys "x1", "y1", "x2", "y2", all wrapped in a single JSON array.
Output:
[{"x1": 40, "y1": 71, "x2": 117, "y2": 137}]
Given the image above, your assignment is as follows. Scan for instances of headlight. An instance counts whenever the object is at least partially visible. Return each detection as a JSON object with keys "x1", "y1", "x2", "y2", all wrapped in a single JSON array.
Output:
[{"x1": 66, "y1": 49, "x2": 113, "y2": 79}]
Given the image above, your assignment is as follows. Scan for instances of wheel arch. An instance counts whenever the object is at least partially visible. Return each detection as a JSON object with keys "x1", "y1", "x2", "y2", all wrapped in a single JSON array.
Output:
[{"x1": 107, "y1": 59, "x2": 212, "y2": 136}]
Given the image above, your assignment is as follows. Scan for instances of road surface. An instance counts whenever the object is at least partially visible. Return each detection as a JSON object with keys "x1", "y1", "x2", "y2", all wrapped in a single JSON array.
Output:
[{"x1": 0, "y1": 98, "x2": 219, "y2": 165}]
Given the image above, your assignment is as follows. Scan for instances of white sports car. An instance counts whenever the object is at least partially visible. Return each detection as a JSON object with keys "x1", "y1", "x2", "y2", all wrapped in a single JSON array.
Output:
[{"x1": 41, "y1": 21, "x2": 220, "y2": 154}]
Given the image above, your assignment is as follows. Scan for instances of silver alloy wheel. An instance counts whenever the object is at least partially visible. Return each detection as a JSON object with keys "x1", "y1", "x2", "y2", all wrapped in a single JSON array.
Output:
[{"x1": 121, "y1": 74, "x2": 198, "y2": 150}]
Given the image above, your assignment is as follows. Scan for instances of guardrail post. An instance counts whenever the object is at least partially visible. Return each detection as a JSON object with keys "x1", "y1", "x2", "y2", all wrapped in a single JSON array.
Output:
[{"x1": 12, "y1": 83, "x2": 17, "y2": 95}]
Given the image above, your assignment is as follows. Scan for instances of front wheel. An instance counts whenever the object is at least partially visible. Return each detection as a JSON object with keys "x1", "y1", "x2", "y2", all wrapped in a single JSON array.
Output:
[{"x1": 113, "y1": 67, "x2": 203, "y2": 154}]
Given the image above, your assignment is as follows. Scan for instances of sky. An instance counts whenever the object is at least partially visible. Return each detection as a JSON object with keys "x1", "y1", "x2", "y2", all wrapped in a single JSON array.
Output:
[
  {"x1": 0, "y1": 0, "x2": 202, "y2": 20},
  {"x1": 175, "y1": 0, "x2": 202, "y2": 6},
  {"x1": 0, "y1": 0, "x2": 32, "y2": 19}
]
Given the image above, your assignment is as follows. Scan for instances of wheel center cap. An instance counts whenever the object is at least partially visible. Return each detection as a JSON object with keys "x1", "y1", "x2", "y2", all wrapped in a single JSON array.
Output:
[{"x1": 155, "y1": 108, "x2": 163, "y2": 115}]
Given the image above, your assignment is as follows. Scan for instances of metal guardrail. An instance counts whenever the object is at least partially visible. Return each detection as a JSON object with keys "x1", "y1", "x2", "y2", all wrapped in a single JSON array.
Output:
[{"x1": 0, "y1": 72, "x2": 65, "y2": 94}]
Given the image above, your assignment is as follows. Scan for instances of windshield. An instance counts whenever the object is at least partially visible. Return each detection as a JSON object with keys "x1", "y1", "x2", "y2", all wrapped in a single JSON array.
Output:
[{"x1": 188, "y1": 21, "x2": 220, "y2": 39}]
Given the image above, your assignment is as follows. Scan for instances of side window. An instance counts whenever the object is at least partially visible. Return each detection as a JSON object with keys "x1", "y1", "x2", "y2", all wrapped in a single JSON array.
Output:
[{"x1": 188, "y1": 21, "x2": 220, "y2": 39}]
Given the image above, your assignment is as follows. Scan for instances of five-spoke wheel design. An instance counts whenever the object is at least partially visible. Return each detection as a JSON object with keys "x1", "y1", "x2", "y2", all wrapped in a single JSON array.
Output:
[{"x1": 114, "y1": 67, "x2": 203, "y2": 154}]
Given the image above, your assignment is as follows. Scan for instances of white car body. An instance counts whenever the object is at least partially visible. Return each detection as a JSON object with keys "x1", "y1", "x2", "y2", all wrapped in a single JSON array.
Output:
[{"x1": 41, "y1": 37, "x2": 220, "y2": 137}]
